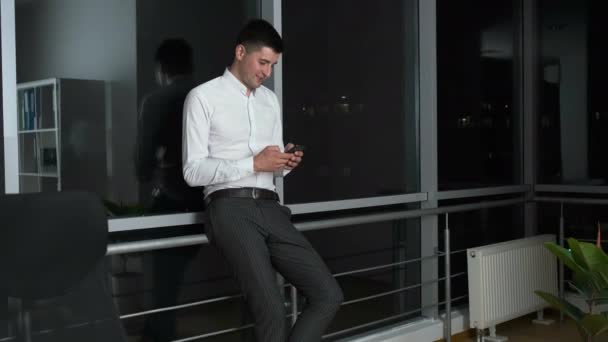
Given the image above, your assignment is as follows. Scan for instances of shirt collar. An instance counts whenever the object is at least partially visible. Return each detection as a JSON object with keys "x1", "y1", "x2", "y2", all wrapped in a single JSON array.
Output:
[{"x1": 223, "y1": 68, "x2": 256, "y2": 97}]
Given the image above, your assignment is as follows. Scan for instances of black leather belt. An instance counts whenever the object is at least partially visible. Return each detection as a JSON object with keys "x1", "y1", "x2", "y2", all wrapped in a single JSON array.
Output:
[{"x1": 205, "y1": 187, "x2": 279, "y2": 205}]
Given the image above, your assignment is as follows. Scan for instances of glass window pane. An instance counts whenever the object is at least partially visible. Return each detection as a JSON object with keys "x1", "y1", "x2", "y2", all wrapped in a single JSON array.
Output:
[
  {"x1": 304, "y1": 218, "x2": 421, "y2": 339},
  {"x1": 13, "y1": 0, "x2": 257, "y2": 215},
  {"x1": 538, "y1": 0, "x2": 608, "y2": 185},
  {"x1": 438, "y1": 201, "x2": 524, "y2": 311},
  {"x1": 281, "y1": 0, "x2": 420, "y2": 204},
  {"x1": 437, "y1": 0, "x2": 521, "y2": 190}
]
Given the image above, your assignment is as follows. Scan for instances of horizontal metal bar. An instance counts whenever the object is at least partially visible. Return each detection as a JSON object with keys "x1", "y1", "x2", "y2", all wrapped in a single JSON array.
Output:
[
  {"x1": 434, "y1": 185, "x2": 530, "y2": 201},
  {"x1": 342, "y1": 272, "x2": 466, "y2": 307},
  {"x1": 109, "y1": 212, "x2": 204, "y2": 233},
  {"x1": 323, "y1": 296, "x2": 468, "y2": 338},
  {"x1": 342, "y1": 282, "x2": 426, "y2": 307},
  {"x1": 120, "y1": 292, "x2": 243, "y2": 319},
  {"x1": 295, "y1": 197, "x2": 525, "y2": 233},
  {"x1": 534, "y1": 196, "x2": 608, "y2": 206},
  {"x1": 323, "y1": 295, "x2": 468, "y2": 339},
  {"x1": 437, "y1": 249, "x2": 467, "y2": 256},
  {"x1": 119, "y1": 257, "x2": 440, "y2": 319},
  {"x1": 107, "y1": 234, "x2": 208, "y2": 255},
  {"x1": 439, "y1": 295, "x2": 468, "y2": 306},
  {"x1": 107, "y1": 197, "x2": 524, "y2": 255},
  {"x1": 117, "y1": 264, "x2": 466, "y2": 322},
  {"x1": 108, "y1": 194, "x2": 429, "y2": 233},
  {"x1": 535, "y1": 184, "x2": 608, "y2": 194},
  {"x1": 450, "y1": 249, "x2": 467, "y2": 255},
  {"x1": 333, "y1": 254, "x2": 438, "y2": 278},
  {"x1": 288, "y1": 192, "x2": 428, "y2": 215},
  {"x1": 108, "y1": 188, "x2": 529, "y2": 233}
]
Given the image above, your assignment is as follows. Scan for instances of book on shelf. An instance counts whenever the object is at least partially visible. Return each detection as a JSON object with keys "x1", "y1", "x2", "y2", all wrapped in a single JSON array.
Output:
[{"x1": 21, "y1": 89, "x2": 39, "y2": 131}]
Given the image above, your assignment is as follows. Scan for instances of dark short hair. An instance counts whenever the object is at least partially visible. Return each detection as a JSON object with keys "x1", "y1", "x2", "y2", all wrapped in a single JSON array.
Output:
[
  {"x1": 236, "y1": 19, "x2": 283, "y2": 53},
  {"x1": 154, "y1": 38, "x2": 194, "y2": 76}
]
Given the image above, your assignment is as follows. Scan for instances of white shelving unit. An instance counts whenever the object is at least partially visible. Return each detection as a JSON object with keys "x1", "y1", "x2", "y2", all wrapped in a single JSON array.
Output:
[
  {"x1": 17, "y1": 78, "x2": 61, "y2": 192},
  {"x1": 16, "y1": 78, "x2": 107, "y2": 194}
]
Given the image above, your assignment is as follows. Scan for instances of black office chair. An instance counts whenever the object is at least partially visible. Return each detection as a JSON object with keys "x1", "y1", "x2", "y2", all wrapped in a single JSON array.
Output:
[{"x1": 1, "y1": 191, "x2": 127, "y2": 342}]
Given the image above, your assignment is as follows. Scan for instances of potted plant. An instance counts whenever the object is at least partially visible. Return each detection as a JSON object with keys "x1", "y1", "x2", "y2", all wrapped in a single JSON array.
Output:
[{"x1": 535, "y1": 233, "x2": 608, "y2": 341}]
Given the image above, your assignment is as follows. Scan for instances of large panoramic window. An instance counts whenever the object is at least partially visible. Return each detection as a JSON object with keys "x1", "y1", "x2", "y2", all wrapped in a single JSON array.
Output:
[{"x1": 281, "y1": 0, "x2": 420, "y2": 204}]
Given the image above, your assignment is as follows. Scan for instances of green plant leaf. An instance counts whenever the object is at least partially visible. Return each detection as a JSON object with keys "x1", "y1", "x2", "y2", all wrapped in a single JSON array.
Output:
[
  {"x1": 580, "y1": 314, "x2": 608, "y2": 336},
  {"x1": 569, "y1": 238, "x2": 591, "y2": 271},
  {"x1": 545, "y1": 242, "x2": 584, "y2": 274},
  {"x1": 574, "y1": 272, "x2": 599, "y2": 297},
  {"x1": 578, "y1": 240, "x2": 608, "y2": 273},
  {"x1": 569, "y1": 280, "x2": 593, "y2": 299},
  {"x1": 535, "y1": 290, "x2": 585, "y2": 321},
  {"x1": 597, "y1": 263, "x2": 608, "y2": 288}
]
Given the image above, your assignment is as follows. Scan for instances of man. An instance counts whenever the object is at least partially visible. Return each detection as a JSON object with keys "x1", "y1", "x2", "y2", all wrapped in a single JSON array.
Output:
[
  {"x1": 135, "y1": 38, "x2": 202, "y2": 342},
  {"x1": 183, "y1": 20, "x2": 343, "y2": 341}
]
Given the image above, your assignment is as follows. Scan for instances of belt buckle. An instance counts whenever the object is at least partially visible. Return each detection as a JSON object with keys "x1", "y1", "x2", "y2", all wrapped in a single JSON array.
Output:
[{"x1": 251, "y1": 188, "x2": 259, "y2": 200}]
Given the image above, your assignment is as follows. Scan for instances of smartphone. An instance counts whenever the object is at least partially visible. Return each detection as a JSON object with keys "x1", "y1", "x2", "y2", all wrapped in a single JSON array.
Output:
[{"x1": 285, "y1": 145, "x2": 305, "y2": 153}]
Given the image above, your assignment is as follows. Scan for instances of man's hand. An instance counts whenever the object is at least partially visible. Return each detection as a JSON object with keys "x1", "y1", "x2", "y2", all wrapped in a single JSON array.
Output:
[
  {"x1": 284, "y1": 143, "x2": 304, "y2": 170},
  {"x1": 254, "y1": 145, "x2": 292, "y2": 172}
]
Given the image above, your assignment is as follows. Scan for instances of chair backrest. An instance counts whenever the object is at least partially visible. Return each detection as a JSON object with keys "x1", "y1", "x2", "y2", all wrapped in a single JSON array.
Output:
[
  {"x1": 1, "y1": 191, "x2": 126, "y2": 341},
  {"x1": 1, "y1": 191, "x2": 107, "y2": 300}
]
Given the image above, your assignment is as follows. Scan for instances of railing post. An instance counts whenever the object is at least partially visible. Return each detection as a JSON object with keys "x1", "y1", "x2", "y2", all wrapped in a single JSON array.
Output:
[
  {"x1": 559, "y1": 202, "x2": 565, "y2": 323},
  {"x1": 444, "y1": 213, "x2": 452, "y2": 342},
  {"x1": 290, "y1": 286, "x2": 298, "y2": 326}
]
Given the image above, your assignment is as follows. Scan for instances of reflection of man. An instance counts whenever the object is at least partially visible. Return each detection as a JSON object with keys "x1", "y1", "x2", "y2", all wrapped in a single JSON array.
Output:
[
  {"x1": 183, "y1": 20, "x2": 343, "y2": 341},
  {"x1": 136, "y1": 38, "x2": 202, "y2": 213},
  {"x1": 135, "y1": 38, "x2": 201, "y2": 342}
]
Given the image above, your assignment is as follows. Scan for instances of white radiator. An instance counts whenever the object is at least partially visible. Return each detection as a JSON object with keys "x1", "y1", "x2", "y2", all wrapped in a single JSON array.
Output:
[{"x1": 467, "y1": 234, "x2": 558, "y2": 331}]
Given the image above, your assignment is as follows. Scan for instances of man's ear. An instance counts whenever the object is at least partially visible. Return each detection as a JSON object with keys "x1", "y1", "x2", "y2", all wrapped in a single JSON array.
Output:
[{"x1": 235, "y1": 44, "x2": 246, "y2": 61}]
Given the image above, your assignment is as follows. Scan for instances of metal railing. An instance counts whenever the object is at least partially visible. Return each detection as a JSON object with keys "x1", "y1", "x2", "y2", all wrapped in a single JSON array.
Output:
[
  {"x1": 104, "y1": 196, "x2": 525, "y2": 342},
  {"x1": 534, "y1": 195, "x2": 608, "y2": 324},
  {"x1": 4, "y1": 189, "x2": 606, "y2": 342}
]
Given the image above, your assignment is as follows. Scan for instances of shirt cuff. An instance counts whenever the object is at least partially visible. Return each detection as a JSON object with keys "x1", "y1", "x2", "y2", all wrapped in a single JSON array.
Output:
[{"x1": 234, "y1": 156, "x2": 254, "y2": 174}]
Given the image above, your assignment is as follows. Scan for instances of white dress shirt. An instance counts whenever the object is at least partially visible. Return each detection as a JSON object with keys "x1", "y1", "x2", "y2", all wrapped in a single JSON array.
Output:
[{"x1": 182, "y1": 69, "x2": 286, "y2": 198}]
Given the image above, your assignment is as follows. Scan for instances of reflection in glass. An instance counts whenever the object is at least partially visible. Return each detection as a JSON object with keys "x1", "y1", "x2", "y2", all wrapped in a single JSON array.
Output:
[
  {"x1": 437, "y1": 0, "x2": 521, "y2": 189},
  {"x1": 282, "y1": 0, "x2": 419, "y2": 204},
  {"x1": 538, "y1": 0, "x2": 608, "y2": 185},
  {"x1": 135, "y1": 39, "x2": 203, "y2": 213},
  {"x1": 14, "y1": 0, "x2": 256, "y2": 215}
]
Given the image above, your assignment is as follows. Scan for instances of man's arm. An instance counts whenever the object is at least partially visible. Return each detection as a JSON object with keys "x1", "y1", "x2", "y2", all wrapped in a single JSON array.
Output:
[{"x1": 182, "y1": 91, "x2": 255, "y2": 187}]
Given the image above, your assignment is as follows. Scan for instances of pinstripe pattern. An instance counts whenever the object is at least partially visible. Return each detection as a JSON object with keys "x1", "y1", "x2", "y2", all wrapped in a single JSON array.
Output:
[{"x1": 204, "y1": 197, "x2": 343, "y2": 342}]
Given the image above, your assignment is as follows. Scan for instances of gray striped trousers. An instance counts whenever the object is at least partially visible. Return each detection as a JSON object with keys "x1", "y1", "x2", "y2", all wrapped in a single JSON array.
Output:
[{"x1": 204, "y1": 197, "x2": 343, "y2": 342}]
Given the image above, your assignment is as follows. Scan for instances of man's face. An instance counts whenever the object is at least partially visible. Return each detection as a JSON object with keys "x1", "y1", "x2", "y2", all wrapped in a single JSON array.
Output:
[{"x1": 236, "y1": 45, "x2": 280, "y2": 90}]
